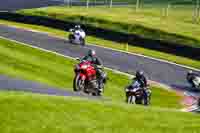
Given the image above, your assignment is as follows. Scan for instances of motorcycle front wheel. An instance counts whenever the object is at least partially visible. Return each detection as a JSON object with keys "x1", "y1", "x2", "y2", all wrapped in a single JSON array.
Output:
[
  {"x1": 73, "y1": 74, "x2": 85, "y2": 92},
  {"x1": 127, "y1": 95, "x2": 136, "y2": 104}
]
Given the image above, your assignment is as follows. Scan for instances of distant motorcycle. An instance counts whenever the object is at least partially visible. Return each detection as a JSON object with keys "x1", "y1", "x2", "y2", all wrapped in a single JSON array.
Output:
[
  {"x1": 73, "y1": 58, "x2": 106, "y2": 96},
  {"x1": 125, "y1": 80, "x2": 151, "y2": 105},
  {"x1": 187, "y1": 75, "x2": 200, "y2": 90},
  {"x1": 68, "y1": 28, "x2": 86, "y2": 46}
]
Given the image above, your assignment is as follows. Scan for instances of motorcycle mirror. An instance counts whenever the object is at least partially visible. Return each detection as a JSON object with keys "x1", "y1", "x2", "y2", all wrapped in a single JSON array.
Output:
[
  {"x1": 97, "y1": 65, "x2": 103, "y2": 69},
  {"x1": 75, "y1": 58, "x2": 80, "y2": 61},
  {"x1": 129, "y1": 76, "x2": 135, "y2": 80}
]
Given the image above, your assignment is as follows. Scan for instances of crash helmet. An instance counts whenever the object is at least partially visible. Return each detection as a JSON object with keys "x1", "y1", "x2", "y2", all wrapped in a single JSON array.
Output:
[
  {"x1": 136, "y1": 70, "x2": 144, "y2": 78},
  {"x1": 88, "y1": 49, "x2": 96, "y2": 57},
  {"x1": 187, "y1": 70, "x2": 193, "y2": 75}
]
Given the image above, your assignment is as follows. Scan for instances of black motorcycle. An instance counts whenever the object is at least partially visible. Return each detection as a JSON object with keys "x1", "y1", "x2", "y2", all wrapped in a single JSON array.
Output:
[{"x1": 125, "y1": 80, "x2": 151, "y2": 105}]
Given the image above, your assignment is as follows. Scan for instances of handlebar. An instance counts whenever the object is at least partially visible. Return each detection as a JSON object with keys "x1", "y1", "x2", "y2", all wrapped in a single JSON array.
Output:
[
  {"x1": 96, "y1": 65, "x2": 103, "y2": 69},
  {"x1": 75, "y1": 58, "x2": 80, "y2": 61},
  {"x1": 75, "y1": 57, "x2": 104, "y2": 68},
  {"x1": 69, "y1": 29, "x2": 74, "y2": 32}
]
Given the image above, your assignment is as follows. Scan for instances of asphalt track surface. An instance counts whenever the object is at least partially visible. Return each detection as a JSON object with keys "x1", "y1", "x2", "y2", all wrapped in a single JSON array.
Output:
[
  {"x1": 0, "y1": 75, "x2": 78, "y2": 97},
  {"x1": 0, "y1": 0, "x2": 63, "y2": 11},
  {"x1": 0, "y1": 74, "x2": 104, "y2": 100},
  {"x1": 0, "y1": 24, "x2": 200, "y2": 96}
]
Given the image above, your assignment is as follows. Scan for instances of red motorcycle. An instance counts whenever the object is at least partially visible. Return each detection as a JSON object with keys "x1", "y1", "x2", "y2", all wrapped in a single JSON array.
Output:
[{"x1": 73, "y1": 59, "x2": 101, "y2": 96}]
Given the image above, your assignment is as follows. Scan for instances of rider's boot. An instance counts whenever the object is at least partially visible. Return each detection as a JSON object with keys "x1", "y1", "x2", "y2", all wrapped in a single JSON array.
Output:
[{"x1": 143, "y1": 89, "x2": 149, "y2": 105}]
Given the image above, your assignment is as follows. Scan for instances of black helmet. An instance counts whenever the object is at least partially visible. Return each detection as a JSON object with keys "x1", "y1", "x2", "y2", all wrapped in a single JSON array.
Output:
[
  {"x1": 88, "y1": 49, "x2": 96, "y2": 57},
  {"x1": 136, "y1": 70, "x2": 144, "y2": 78}
]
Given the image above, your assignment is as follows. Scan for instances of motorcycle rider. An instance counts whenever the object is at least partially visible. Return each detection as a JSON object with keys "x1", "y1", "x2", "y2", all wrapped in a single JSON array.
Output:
[
  {"x1": 133, "y1": 70, "x2": 149, "y2": 105},
  {"x1": 81, "y1": 49, "x2": 107, "y2": 94},
  {"x1": 187, "y1": 70, "x2": 200, "y2": 88},
  {"x1": 74, "y1": 25, "x2": 86, "y2": 39}
]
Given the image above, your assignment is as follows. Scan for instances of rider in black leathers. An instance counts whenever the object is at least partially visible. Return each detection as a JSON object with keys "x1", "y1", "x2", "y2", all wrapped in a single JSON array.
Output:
[
  {"x1": 134, "y1": 71, "x2": 147, "y2": 88},
  {"x1": 133, "y1": 70, "x2": 149, "y2": 105},
  {"x1": 81, "y1": 49, "x2": 107, "y2": 94},
  {"x1": 187, "y1": 70, "x2": 200, "y2": 88}
]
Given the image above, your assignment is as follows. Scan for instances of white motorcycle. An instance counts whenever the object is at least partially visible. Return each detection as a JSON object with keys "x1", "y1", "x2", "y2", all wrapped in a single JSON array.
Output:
[{"x1": 68, "y1": 29, "x2": 86, "y2": 46}]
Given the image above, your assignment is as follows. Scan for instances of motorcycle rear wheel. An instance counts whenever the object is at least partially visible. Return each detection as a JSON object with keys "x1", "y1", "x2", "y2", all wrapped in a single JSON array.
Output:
[
  {"x1": 68, "y1": 34, "x2": 74, "y2": 43},
  {"x1": 80, "y1": 38, "x2": 85, "y2": 46}
]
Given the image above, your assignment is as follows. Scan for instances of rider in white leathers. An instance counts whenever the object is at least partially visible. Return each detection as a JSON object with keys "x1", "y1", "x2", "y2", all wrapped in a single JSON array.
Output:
[{"x1": 74, "y1": 25, "x2": 86, "y2": 39}]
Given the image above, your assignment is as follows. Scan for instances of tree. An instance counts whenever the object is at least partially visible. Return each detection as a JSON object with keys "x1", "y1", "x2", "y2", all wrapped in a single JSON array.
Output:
[
  {"x1": 110, "y1": 0, "x2": 113, "y2": 8},
  {"x1": 86, "y1": 0, "x2": 90, "y2": 8},
  {"x1": 136, "y1": 0, "x2": 140, "y2": 12}
]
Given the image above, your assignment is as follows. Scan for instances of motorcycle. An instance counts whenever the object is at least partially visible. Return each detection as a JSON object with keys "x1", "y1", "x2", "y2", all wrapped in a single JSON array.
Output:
[
  {"x1": 187, "y1": 75, "x2": 200, "y2": 90},
  {"x1": 68, "y1": 29, "x2": 86, "y2": 46},
  {"x1": 125, "y1": 80, "x2": 151, "y2": 105},
  {"x1": 73, "y1": 58, "x2": 105, "y2": 96},
  {"x1": 181, "y1": 93, "x2": 200, "y2": 113}
]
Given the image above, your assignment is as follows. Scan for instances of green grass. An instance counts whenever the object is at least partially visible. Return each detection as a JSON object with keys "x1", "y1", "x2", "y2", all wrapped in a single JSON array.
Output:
[
  {"x1": 17, "y1": 5, "x2": 200, "y2": 48},
  {"x1": 0, "y1": 91, "x2": 200, "y2": 133},
  {"x1": 0, "y1": 19, "x2": 200, "y2": 69},
  {"x1": 0, "y1": 37, "x2": 182, "y2": 108}
]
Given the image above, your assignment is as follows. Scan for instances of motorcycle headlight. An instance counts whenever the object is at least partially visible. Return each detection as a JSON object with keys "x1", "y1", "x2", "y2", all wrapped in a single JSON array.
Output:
[
  {"x1": 125, "y1": 88, "x2": 129, "y2": 92},
  {"x1": 81, "y1": 65, "x2": 88, "y2": 69}
]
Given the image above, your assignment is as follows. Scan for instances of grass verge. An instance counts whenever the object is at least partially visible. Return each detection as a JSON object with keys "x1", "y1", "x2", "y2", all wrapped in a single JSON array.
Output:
[
  {"x1": 0, "y1": 19, "x2": 200, "y2": 69},
  {"x1": 0, "y1": 91, "x2": 199, "y2": 133},
  {"x1": 0, "y1": 37, "x2": 182, "y2": 108}
]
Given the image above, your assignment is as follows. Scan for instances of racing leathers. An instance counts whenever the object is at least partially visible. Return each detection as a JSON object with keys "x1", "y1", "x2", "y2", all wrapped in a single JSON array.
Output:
[{"x1": 133, "y1": 74, "x2": 149, "y2": 105}]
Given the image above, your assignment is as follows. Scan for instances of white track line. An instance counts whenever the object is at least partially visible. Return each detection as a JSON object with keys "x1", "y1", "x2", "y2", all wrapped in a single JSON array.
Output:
[
  {"x1": 0, "y1": 35, "x2": 132, "y2": 77},
  {"x1": 3, "y1": 24, "x2": 199, "y2": 72},
  {"x1": 90, "y1": 43, "x2": 200, "y2": 72},
  {"x1": 0, "y1": 35, "x2": 173, "y2": 90}
]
